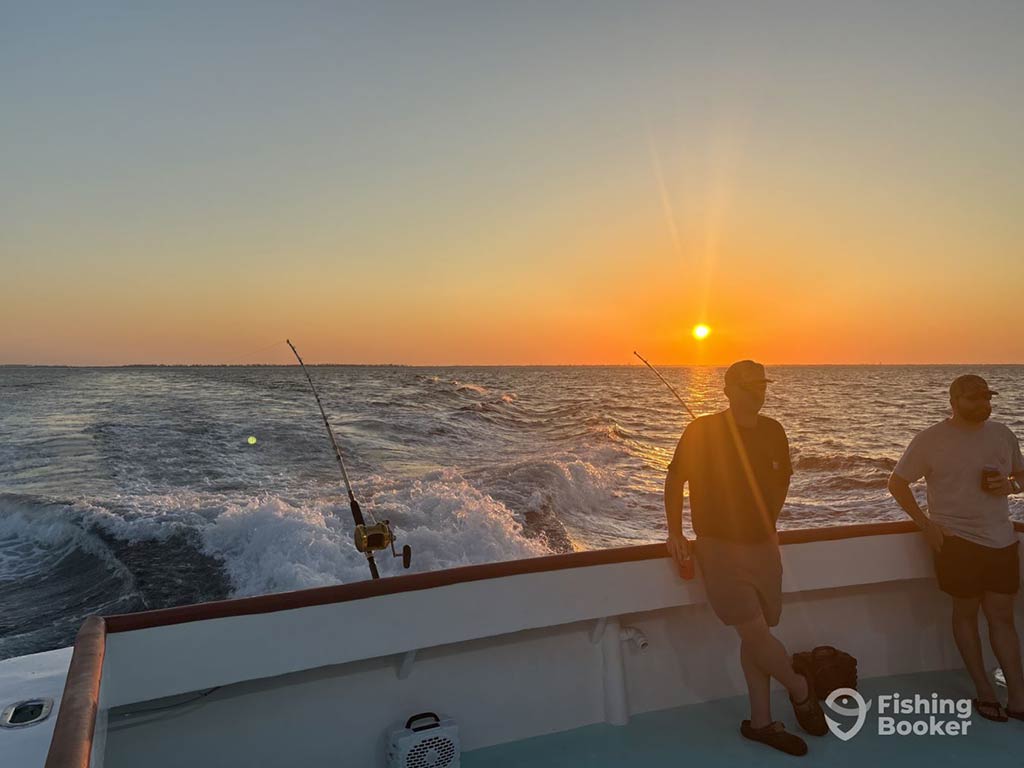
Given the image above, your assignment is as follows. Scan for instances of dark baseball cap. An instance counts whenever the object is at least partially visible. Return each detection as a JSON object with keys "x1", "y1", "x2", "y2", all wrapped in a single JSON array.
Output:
[
  {"x1": 949, "y1": 374, "x2": 998, "y2": 398},
  {"x1": 724, "y1": 360, "x2": 773, "y2": 386}
]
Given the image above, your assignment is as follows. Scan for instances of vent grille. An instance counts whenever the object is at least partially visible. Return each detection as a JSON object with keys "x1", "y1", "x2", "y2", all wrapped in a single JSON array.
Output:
[{"x1": 405, "y1": 735, "x2": 457, "y2": 768}]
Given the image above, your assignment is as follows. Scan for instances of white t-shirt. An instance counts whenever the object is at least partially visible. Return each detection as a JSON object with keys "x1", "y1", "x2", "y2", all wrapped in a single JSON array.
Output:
[{"x1": 894, "y1": 419, "x2": 1024, "y2": 548}]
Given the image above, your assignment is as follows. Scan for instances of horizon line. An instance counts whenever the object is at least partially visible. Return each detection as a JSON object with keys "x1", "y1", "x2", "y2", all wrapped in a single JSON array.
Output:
[{"x1": 3, "y1": 362, "x2": 1024, "y2": 369}]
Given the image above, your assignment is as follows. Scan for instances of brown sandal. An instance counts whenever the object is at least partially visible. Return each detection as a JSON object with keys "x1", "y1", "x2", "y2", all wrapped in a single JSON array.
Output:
[
  {"x1": 741, "y1": 720, "x2": 808, "y2": 756},
  {"x1": 790, "y1": 674, "x2": 828, "y2": 736},
  {"x1": 973, "y1": 699, "x2": 1008, "y2": 722}
]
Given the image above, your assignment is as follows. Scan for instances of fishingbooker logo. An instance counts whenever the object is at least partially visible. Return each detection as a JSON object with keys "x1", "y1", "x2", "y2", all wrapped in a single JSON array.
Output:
[
  {"x1": 824, "y1": 689, "x2": 871, "y2": 740},
  {"x1": 824, "y1": 689, "x2": 972, "y2": 740}
]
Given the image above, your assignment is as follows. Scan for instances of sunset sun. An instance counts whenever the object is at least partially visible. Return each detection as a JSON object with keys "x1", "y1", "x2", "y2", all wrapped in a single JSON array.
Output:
[{"x1": 692, "y1": 324, "x2": 711, "y2": 340}]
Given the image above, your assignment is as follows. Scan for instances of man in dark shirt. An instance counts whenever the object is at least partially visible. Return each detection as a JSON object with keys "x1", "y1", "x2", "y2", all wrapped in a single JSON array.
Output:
[{"x1": 664, "y1": 360, "x2": 825, "y2": 756}]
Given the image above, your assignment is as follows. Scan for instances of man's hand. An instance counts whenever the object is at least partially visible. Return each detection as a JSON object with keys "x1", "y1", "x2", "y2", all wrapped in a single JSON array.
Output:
[
  {"x1": 666, "y1": 533, "x2": 691, "y2": 568},
  {"x1": 985, "y1": 474, "x2": 1014, "y2": 496},
  {"x1": 923, "y1": 520, "x2": 947, "y2": 553}
]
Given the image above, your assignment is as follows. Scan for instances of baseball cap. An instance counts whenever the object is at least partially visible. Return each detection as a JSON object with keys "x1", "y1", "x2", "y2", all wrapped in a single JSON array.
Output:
[
  {"x1": 949, "y1": 374, "x2": 998, "y2": 398},
  {"x1": 724, "y1": 360, "x2": 773, "y2": 387}
]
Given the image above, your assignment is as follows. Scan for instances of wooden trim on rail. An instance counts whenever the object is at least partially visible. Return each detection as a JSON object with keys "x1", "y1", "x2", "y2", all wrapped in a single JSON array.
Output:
[
  {"x1": 104, "y1": 519, "x2": 1011, "y2": 633},
  {"x1": 44, "y1": 616, "x2": 105, "y2": 768},
  {"x1": 104, "y1": 540, "x2": 667, "y2": 632},
  {"x1": 779, "y1": 519, "x2": 919, "y2": 543}
]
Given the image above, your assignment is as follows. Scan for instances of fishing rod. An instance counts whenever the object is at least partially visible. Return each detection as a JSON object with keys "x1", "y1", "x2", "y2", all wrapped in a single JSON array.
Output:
[
  {"x1": 287, "y1": 339, "x2": 411, "y2": 579},
  {"x1": 633, "y1": 351, "x2": 697, "y2": 419},
  {"x1": 634, "y1": 350, "x2": 697, "y2": 580}
]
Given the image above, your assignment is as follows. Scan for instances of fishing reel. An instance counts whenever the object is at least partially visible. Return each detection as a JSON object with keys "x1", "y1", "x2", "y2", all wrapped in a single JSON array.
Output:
[{"x1": 355, "y1": 520, "x2": 412, "y2": 569}]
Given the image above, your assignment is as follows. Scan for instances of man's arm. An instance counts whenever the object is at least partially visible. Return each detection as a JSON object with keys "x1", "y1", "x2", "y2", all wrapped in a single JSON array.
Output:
[
  {"x1": 665, "y1": 461, "x2": 687, "y2": 540},
  {"x1": 887, "y1": 473, "x2": 930, "y2": 529},
  {"x1": 664, "y1": 425, "x2": 691, "y2": 546},
  {"x1": 888, "y1": 473, "x2": 944, "y2": 551},
  {"x1": 775, "y1": 423, "x2": 793, "y2": 517},
  {"x1": 986, "y1": 430, "x2": 1024, "y2": 494},
  {"x1": 1010, "y1": 430, "x2": 1024, "y2": 492},
  {"x1": 664, "y1": 431, "x2": 692, "y2": 569},
  {"x1": 776, "y1": 474, "x2": 791, "y2": 524}
]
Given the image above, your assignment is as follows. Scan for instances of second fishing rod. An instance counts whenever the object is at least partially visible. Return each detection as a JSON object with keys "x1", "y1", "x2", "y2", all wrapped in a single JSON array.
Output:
[{"x1": 634, "y1": 350, "x2": 697, "y2": 580}]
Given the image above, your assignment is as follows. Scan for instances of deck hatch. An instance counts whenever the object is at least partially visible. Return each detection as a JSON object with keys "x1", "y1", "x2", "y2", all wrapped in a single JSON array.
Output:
[{"x1": 1, "y1": 697, "x2": 53, "y2": 728}]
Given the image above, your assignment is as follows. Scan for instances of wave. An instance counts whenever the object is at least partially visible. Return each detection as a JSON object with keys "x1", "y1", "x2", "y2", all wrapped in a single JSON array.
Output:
[
  {"x1": 0, "y1": 464, "x2": 558, "y2": 619},
  {"x1": 794, "y1": 454, "x2": 897, "y2": 472},
  {"x1": 167, "y1": 470, "x2": 556, "y2": 596},
  {"x1": 0, "y1": 495, "x2": 133, "y2": 584},
  {"x1": 0, "y1": 495, "x2": 143, "y2": 659},
  {"x1": 814, "y1": 475, "x2": 892, "y2": 491},
  {"x1": 453, "y1": 381, "x2": 489, "y2": 395},
  {"x1": 476, "y1": 454, "x2": 651, "y2": 550}
]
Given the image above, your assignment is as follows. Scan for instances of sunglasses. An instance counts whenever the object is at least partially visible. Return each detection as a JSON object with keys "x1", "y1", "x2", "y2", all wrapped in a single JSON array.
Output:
[
  {"x1": 959, "y1": 392, "x2": 993, "y2": 402},
  {"x1": 739, "y1": 381, "x2": 769, "y2": 394}
]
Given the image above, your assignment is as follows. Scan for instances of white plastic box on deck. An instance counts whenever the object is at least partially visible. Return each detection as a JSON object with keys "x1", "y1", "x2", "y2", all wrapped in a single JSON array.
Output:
[{"x1": 386, "y1": 712, "x2": 460, "y2": 768}]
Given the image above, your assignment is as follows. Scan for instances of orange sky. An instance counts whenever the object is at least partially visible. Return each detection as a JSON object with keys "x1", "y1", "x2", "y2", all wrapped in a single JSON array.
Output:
[{"x1": 3, "y1": 5, "x2": 1022, "y2": 366}]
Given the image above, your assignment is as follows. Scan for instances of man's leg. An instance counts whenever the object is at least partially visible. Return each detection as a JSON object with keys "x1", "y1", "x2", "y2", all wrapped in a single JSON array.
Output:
[
  {"x1": 735, "y1": 614, "x2": 808, "y2": 727},
  {"x1": 739, "y1": 633, "x2": 773, "y2": 729},
  {"x1": 951, "y1": 596, "x2": 997, "y2": 702},
  {"x1": 981, "y1": 592, "x2": 1024, "y2": 711}
]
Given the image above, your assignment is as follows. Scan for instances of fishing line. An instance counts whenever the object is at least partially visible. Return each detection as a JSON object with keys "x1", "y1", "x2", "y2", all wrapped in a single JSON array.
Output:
[
  {"x1": 633, "y1": 351, "x2": 697, "y2": 419},
  {"x1": 286, "y1": 339, "x2": 411, "y2": 579}
]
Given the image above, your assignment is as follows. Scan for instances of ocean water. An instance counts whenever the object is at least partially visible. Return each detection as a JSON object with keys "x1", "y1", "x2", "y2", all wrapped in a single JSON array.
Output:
[{"x1": 1, "y1": 364, "x2": 1022, "y2": 659}]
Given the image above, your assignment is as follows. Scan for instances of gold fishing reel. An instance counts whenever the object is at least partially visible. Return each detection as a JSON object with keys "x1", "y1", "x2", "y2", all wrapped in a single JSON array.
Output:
[{"x1": 355, "y1": 520, "x2": 412, "y2": 569}]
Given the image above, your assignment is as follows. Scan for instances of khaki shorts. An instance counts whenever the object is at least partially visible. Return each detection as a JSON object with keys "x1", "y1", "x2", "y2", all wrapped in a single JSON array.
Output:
[{"x1": 694, "y1": 535, "x2": 783, "y2": 627}]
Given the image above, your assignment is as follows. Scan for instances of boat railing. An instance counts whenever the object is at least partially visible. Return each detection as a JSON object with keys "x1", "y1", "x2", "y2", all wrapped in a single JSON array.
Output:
[{"x1": 43, "y1": 520, "x2": 1024, "y2": 768}]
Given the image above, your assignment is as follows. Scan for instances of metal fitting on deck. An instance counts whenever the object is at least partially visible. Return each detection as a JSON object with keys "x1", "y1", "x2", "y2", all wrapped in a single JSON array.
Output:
[{"x1": 619, "y1": 626, "x2": 648, "y2": 651}]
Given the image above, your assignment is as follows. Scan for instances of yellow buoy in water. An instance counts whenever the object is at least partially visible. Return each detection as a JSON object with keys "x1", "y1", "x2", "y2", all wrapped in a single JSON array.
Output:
[{"x1": 247, "y1": 436, "x2": 257, "y2": 445}]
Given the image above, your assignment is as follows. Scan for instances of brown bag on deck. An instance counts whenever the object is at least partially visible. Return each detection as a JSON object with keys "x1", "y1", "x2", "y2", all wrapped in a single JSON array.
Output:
[{"x1": 792, "y1": 645, "x2": 858, "y2": 699}]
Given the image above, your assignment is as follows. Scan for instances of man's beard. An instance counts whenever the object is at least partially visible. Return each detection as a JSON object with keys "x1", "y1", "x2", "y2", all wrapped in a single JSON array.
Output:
[{"x1": 961, "y1": 407, "x2": 991, "y2": 423}]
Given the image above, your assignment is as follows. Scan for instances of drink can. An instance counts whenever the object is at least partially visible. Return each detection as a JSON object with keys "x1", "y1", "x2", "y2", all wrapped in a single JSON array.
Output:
[
  {"x1": 982, "y1": 465, "x2": 1002, "y2": 493},
  {"x1": 679, "y1": 555, "x2": 695, "y2": 580}
]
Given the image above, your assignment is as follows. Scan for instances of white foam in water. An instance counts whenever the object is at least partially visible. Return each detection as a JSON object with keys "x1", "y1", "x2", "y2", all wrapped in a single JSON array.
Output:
[
  {"x1": 514, "y1": 457, "x2": 656, "y2": 547},
  {"x1": 362, "y1": 468, "x2": 551, "y2": 571},
  {"x1": 78, "y1": 491, "x2": 224, "y2": 541},
  {"x1": 0, "y1": 472, "x2": 553, "y2": 602},
  {"x1": 201, "y1": 496, "x2": 367, "y2": 594},
  {"x1": 204, "y1": 470, "x2": 551, "y2": 596},
  {"x1": 524, "y1": 460, "x2": 617, "y2": 517}
]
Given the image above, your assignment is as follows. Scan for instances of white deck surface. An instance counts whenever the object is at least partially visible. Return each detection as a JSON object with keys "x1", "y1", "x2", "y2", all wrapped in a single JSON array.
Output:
[{"x1": 0, "y1": 646, "x2": 72, "y2": 767}]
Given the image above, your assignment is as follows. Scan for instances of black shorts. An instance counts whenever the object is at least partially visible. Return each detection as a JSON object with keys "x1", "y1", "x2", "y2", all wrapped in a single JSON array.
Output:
[{"x1": 934, "y1": 535, "x2": 1020, "y2": 599}]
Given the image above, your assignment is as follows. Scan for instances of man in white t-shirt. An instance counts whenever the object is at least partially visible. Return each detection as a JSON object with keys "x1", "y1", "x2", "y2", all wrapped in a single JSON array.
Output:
[{"x1": 889, "y1": 374, "x2": 1024, "y2": 723}]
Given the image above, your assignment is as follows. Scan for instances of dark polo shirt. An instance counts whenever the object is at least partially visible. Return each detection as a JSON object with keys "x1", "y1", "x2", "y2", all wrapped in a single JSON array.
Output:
[{"x1": 669, "y1": 410, "x2": 792, "y2": 542}]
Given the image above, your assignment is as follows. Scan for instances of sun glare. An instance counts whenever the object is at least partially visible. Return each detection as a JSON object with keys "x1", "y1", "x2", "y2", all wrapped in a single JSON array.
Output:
[{"x1": 692, "y1": 324, "x2": 711, "y2": 340}]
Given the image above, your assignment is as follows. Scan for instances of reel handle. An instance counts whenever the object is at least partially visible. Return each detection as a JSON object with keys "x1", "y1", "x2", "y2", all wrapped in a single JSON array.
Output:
[
  {"x1": 354, "y1": 520, "x2": 412, "y2": 569},
  {"x1": 389, "y1": 533, "x2": 412, "y2": 568}
]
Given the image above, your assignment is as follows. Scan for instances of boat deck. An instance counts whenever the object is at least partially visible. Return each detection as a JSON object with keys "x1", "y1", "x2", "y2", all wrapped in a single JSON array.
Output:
[
  {"x1": 462, "y1": 669, "x2": 1024, "y2": 767},
  {"x1": 0, "y1": 647, "x2": 73, "y2": 768}
]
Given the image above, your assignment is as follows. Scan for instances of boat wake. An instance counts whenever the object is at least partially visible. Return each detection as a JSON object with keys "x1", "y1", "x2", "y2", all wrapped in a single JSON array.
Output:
[{"x1": 0, "y1": 469, "x2": 562, "y2": 658}]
